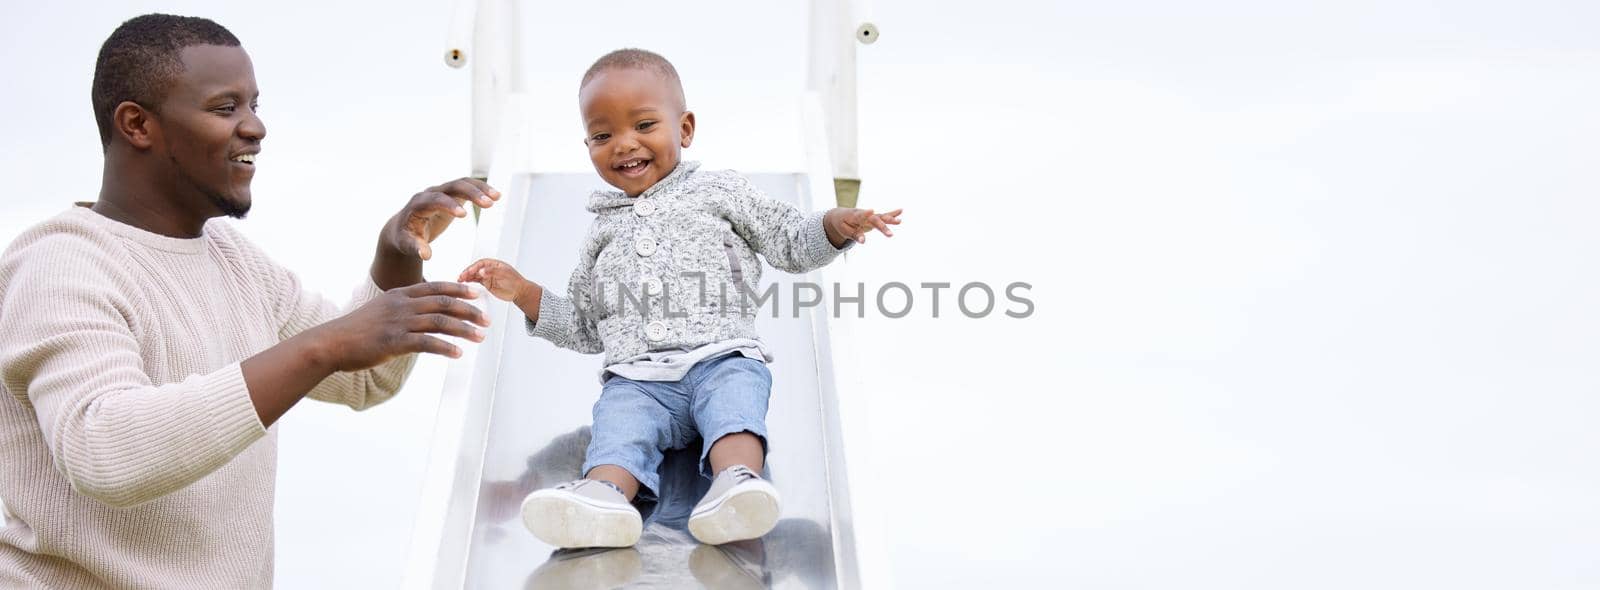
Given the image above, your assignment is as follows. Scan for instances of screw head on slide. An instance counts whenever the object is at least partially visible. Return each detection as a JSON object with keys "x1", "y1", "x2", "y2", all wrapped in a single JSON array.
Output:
[
  {"x1": 856, "y1": 23, "x2": 879, "y2": 45},
  {"x1": 445, "y1": 48, "x2": 467, "y2": 68}
]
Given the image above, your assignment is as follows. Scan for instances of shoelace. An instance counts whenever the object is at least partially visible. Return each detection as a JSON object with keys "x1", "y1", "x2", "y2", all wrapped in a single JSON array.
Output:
[
  {"x1": 724, "y1": 465, "x2": 757, "y2": 482},
  {"x1": 556, "y1": 479, "x2": 627, "y2": 497}
]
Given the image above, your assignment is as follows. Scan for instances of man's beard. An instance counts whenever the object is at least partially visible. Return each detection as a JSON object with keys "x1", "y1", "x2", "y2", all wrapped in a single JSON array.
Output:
[
  {"x1": 168, "y1": 153, "x2": 251, "y2": 219},
  {"x1": 206, "y1": 191, "x2": 251, "y2": 219}
]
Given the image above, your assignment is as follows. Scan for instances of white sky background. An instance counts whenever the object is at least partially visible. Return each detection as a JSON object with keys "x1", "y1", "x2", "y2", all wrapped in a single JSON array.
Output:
[{"x1": 4, "y1": 1, "x2": 1600, "y2": 588}]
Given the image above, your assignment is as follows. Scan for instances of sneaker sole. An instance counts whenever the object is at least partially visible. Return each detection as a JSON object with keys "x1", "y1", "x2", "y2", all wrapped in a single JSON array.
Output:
[
  {"x1": 520, "y1": 490, "x2": 642, "y2": 548},
  {"x1": 688, "y1": 481, "x2": 781, "y2": 545}
]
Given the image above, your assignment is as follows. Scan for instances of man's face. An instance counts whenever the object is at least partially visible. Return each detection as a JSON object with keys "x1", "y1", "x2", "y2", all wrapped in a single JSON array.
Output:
[
  {"x1": 154, "y1": 44, "x2": 265, "y2": 218},
  {"x1": 579, "y1": 67, "x2": 693, "y2": 197}
]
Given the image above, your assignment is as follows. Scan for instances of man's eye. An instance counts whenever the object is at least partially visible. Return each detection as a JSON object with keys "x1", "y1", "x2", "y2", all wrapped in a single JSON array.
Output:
[{"x1": 214, "y1": 104, "x2": 236, "y2": 114}]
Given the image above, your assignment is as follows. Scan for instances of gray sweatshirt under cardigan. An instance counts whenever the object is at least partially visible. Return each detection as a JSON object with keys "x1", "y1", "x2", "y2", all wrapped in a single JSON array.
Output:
[{"x1": 526, "y1": 161, "x2": 851, "y2": 381}]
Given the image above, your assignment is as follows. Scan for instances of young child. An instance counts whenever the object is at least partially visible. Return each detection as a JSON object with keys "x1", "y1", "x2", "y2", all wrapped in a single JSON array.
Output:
[{"x1": 460, "y1": 48, "x2": 901, "y2": 548}]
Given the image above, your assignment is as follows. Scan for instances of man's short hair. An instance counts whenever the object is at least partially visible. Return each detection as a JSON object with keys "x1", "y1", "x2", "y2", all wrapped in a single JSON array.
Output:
[
  {"x1": 580, "y1": 48, "x2": 685, "y2": 109},
  {"x1": 91, "y1": 14, "x2": 240, "y2": 149}
]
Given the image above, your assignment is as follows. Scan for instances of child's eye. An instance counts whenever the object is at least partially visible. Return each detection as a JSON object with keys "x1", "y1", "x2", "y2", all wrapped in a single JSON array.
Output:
[
  {"x1": 589, "y1": 132, "x2": 611, "y2": 144},
  {"x1": 636, "y1": 121, "x2": 656, "y2": 131}
]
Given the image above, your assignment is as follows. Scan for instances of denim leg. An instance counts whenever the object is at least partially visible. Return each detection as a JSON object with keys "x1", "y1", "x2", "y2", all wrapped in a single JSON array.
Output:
[
  {"x1": 687, "y1": 354, "x2": 773, "y2": 478},
  {"x1": 583, "y1": 376, "x2": 683, "y2": 501}
]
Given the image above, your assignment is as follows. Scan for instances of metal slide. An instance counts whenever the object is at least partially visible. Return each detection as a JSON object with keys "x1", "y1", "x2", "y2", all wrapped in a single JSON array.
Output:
[
  {"x1": 409, "y1": 2, "x2": 883, "y2": 584},
  {"x1": 405, "y1": 172, "x2": 862, "y2": 588}
]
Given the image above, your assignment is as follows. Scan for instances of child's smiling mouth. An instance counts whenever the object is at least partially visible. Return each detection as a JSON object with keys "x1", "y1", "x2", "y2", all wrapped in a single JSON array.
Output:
[{"x1": 616, "y1": 157, "x2": 651, "y2": 178}]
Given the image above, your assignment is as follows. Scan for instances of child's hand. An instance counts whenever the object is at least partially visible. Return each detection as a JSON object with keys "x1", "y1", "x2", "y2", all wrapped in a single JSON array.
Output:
[
  {"x1": 826, "y1": 207, "x2": 904, "y2": 247},
  {"x1": 459, "y1": 258, "x2": 532, "y2": 303}
]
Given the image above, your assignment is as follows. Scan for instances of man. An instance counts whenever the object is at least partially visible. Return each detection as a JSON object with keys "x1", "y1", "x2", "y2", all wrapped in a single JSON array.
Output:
[{"x1": 0, "y1": 14, "x2": 494, "y2": 588}]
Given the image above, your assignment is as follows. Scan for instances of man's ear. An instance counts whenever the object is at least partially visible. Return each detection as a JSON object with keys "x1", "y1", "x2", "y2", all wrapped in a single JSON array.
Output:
[
  {"x1": 113, "y1": 101, "x2": 157, "y2": 150},
  {"x1": 679, "y1": 110, "x2": 695, "y2": 148}
]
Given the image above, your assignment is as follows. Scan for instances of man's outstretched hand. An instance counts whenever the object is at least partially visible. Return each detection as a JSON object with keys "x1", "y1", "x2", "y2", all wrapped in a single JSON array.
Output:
[
  {"x1": 309, "y1": 281, "x2": 490, "y2": 372},
  {"x1": 373, "y1": 177, "x2": 500, "y2": 289},
  {"x1": 242, "y1": 280, "x2": 490, "y2": 426},
  {"x1": 386, "y1": 177, "x2": 500, "y2": 261}
]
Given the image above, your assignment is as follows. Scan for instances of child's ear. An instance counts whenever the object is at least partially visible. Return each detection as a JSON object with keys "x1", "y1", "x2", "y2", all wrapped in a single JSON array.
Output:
[{"x1": 679, "y1": 111, "x2": 695, "y2": 148}]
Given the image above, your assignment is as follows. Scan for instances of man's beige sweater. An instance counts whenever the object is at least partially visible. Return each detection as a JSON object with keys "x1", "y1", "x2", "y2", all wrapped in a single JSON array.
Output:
[{"x1": 0, "y1": 205, "x2": 416, "y2": 589}]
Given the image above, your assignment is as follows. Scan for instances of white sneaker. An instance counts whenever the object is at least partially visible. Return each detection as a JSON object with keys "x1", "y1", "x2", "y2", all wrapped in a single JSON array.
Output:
[
  {"x1": 688, "y1": 466, "x2": 781, "y2": 545},
  {"x1": 520, "y1": 480, "x2": 643, "y2": 548}
]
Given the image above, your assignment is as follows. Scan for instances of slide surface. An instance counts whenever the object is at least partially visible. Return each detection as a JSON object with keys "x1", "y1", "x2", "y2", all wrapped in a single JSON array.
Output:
[{"x1": 417, "y1": 172, "x2": 858, "y2": 589}]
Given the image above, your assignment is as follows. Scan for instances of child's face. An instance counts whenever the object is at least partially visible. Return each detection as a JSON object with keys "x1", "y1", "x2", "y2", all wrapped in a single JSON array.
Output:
[{"x1": 579, "y1": 67, "x2": 695, "y2": 197}]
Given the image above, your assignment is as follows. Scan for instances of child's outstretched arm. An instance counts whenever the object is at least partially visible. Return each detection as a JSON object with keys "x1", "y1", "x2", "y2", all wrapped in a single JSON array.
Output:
[
  {"x1": 459, "y1": 258, "x2": 603, "y2": 354},
  {"x1": 823, "y1": 207, "x2": 903, "y2": 247},
  {"x1": 717, "y1": 172, "x2": 902, "y2": 274}
]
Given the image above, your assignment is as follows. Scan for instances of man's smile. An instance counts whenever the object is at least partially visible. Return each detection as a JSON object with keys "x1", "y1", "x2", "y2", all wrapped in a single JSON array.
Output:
[{"x1": 229, "y1": 148, "x2": 257, "y2": 174}]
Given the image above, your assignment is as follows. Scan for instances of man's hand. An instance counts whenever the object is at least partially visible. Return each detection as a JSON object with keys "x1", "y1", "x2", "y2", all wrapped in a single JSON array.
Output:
[
  {"x1": 243, "y1": 280, "x2": 491, "y2": 426},
  {"x1": 384, "y1": 178, "x2": 500, "y2": 261},
  {"x1": 824, "y1": 207, "x2": 903, "y2": 248},
  {"x1": 308, "y1": 281, "x2": 490, "y2": 372},
  {"x1": 372, "y1": 178, "x2": 500, "y2": 290}
]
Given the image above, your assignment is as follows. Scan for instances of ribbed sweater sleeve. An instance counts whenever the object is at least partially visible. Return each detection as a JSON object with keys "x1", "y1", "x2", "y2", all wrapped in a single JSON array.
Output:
[
  {"x1": 711, "y1": 170, "x2": 850, "y2": 274},
  {"x1": 528, "y1": 221, "x2": 605, "y2": 354},
  {"x1": 0, "y1": 207, "x2": 427, "y2": 586},
  {"x1": 269, "y1": 272, "x2": 416, "y2": 410},
  {"x1": 209, "y1": 220, "x2": 416, "y2": 410},
  {"x1": 0, "y1": 233, "x2": 266, "y2": 509},
  {"x1": 295, "y1": 278, "x2": 418, "y2": 409}
]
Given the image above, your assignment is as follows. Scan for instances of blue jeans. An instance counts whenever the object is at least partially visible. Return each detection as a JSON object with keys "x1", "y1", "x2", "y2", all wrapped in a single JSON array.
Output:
[{"x1": 582, "y1": 353, "x2": 772, "y2": 501}]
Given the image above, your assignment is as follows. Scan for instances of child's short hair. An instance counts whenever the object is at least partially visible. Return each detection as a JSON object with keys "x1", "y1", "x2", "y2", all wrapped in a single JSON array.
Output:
[{"x1": 580, "y1": 48, "x2": 685, "y2": 109}]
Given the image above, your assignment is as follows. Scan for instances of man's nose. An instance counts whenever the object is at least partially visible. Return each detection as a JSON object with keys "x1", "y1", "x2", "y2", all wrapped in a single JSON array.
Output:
[{"x1": 239, "y1": 108, "x2": 266, "y2": 141}]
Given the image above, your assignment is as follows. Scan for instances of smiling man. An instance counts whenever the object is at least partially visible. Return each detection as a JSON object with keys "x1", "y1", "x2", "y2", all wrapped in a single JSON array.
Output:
[{"x1": 0, "y1": 14, "x2": 495, "y2": 588}]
